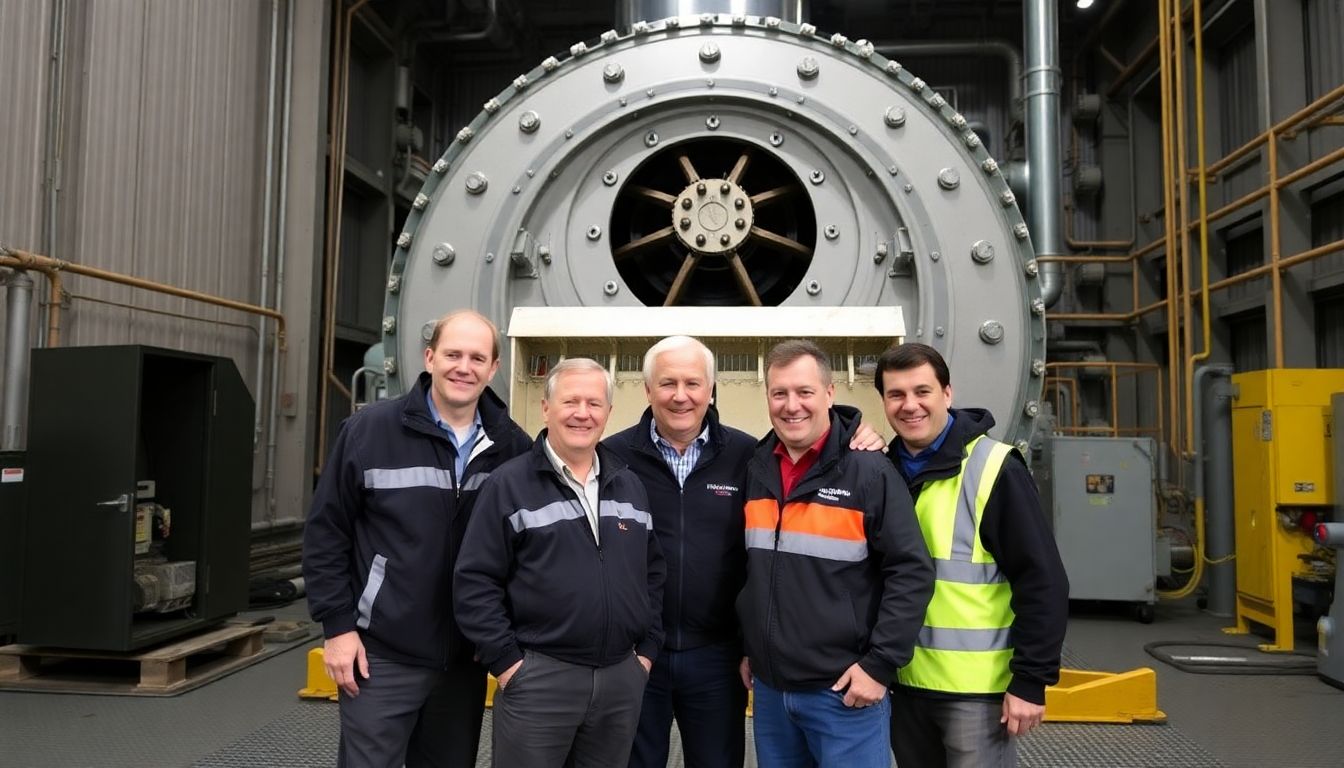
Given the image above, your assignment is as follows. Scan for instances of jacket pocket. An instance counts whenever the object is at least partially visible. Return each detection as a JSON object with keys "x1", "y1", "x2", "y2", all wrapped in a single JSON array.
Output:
[{"x1": 356, "y1": 553, "x2": 388, "y2": 630}]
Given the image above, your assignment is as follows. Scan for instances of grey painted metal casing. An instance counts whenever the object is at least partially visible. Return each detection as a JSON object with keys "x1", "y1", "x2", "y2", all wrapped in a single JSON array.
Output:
[
  {"x1": 384, "y1": 14, "x2": 1045, "y2": 446},
  {"x1": 1051, "y1": 436, "x2": 1158, "y2": 606}
]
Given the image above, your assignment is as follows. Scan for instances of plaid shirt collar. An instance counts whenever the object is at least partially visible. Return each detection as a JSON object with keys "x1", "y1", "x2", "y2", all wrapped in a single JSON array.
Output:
[{"x1": 650, "y1": 419, "x2": 711, "y2": 487}]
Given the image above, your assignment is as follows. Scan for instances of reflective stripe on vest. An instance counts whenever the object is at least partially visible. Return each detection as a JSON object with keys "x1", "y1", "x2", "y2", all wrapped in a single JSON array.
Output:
[{"x1": 897, "y1": 435, "x2": 1016, "y2": 694}]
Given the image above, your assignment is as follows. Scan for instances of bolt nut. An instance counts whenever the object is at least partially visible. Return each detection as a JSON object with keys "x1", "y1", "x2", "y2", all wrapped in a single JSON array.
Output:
[
  {"x1": 824, "y1": 225, "x2": 840, "y2": 240},
  {"x1": 602, "y1": 62, "x2": 624, "y2": 83},
  {"x1": 706, "y1": 115, "x2": 721, "y2": 130},
  {"x1": 456, "y1": 127, "x2": 474, "y2": 143},
  {"x1": 644, "y1": 131, "x2": 659, "y2": 147},
  {"x1": 809, "y1": 170, "x2": 825, "y2": 185},
  {"x1": 465, "y1": 172, "x2": 488, "y2": 194},
  {"x1": 680, "y1": 217, "x2": 692, "y2": 230},
  {"x1": 735, "y1": 218, "x2": 746, "y2": 229},
  {"x1": 1000, "y1": 190, "x2": 1017, "y2": 206},
  {"x1": 421, "y1": 322, "x2": 435, "y2": 342},
  {"x1": 1016, "y1": 440, "x2": 1031, "y2": 454},
  {"x1": 720, "y1": 182, "x2": 730, "y2": 194},
  {"x1": 884, "y1": 106, "x2": 907, "y2": 128},
  {"x1": 937, "y1": 168, "x2": 960, "y2": 190},
  {"x1": 1014, "y1": 222, "x2": 1030, "y2": 240},
  {"x1": 695, "y1": 234, "x2": 707, "y2": 246},
  {"x1": 720, "y1": 234, "x2": 731, "y2": 245},
  {"x1": 387, "y1": 274, "x2": 402, "y2": 293},
  {"x1": 432, "y1": 243, "x2": 456, "y2": 265},
  {"x1": 699, "y1": 42, "x2": 721, "y2": 63},
  {"x1": 769, "y1": 132, "x2": 784, "y2": 147},
  {"x1": 806, "y1": 280, "x2": 821, "y2": 295},
  {"x1": 874, "y1": 242, "x2": 889, "y2": 263},
  {"x1": 681, "y1": 198, "x2": 693, "y2": 210},
  {"x1": 797, "y1": 56, "x2": 819, "y2": 80},
  {"x1": 734, "y1": 198, "x2": 745, "y2": 209},
  {"x1": 396, "y1": 232, "x2": 412, "y2": 248},
  {"x1": 930, "y1": 251, "x2": 941, "y2": 262},
  {"x1": 1032, "y1": 359, "x2": 1046, "y2": 377},
  {"x1": 412, "y1": 193, "x2": 429, "y2": 210},
  {"x1": 971, "y1": 240, "x2": 995, "y2": 264},
  {"x1": 382, "y1": 316, "x2": 396, "y2": 334},
  {"x1": 603, "y1": 280, "x2": 619, "y2": 296},
  {"x1": 513, "y1": 74, "x2": 529, "y2": 91},
  {"x1": 979, "y1": 320, "x2": 1005, "y2": 344},
  {"x1": 603, "y1": 170, "x2": 619, "y2": 186},
  {"x1": 484, "y1": 252, "x2": 495, "y2": 262},
  {"x1": 383, "y1": 357, "x2": 397, "y2": 375},
  {"x1": 1032, "y1": 298, "x2": 1046, "y2": 315},
  {"x1": 934, "y1": 326, "x2": 945, "y2": 337},
  {"x1": 1024, "y1": 400, "x2": 1040, "y2": 417},
  {"x1": 1025, "y1": 259, "x2": 1040, "y2": 277},
  {"x1": 538, "y1": 245, "x2": 552, "y2": 263},
  {"x1": 587, "y1": 225, "x2": 602, "y2": 241},
  {"x1": 432, "y1": 158, "x2": 449, "y2": 174},
  {"x1": 696, "y1": 182, "x2": 707, "y2": 195}
]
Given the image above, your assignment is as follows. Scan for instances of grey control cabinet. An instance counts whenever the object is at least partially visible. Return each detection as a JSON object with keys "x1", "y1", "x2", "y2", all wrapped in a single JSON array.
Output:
[{"x1": 1050, "y1": 436, "x2": 1158, "y2": 610}]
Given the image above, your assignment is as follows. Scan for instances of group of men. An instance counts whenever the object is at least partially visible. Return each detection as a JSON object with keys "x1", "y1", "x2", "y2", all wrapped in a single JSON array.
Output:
[{"x1": 303, "y1": 309, "x2": 1069, "y2": 768}]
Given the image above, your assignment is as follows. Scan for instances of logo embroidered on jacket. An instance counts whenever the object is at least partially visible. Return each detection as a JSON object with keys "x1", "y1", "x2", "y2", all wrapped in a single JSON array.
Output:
[
  {"x1": 706, "y1": 482, "x2": 740, "y2": 497},
  {"x1": 816, "y1": 487, "x2": 853, "y2": 502},
  {"x1": 618, "y1": 521, "x2": 630, "y2": 531}
]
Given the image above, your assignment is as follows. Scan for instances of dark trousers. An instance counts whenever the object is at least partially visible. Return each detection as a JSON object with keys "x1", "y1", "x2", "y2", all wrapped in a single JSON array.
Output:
[
  {"x1": 629, "y1": 642, "x2": 748, "y2": 768},
  {"x1": 889, "y1": 687, "x2": 1015, "y2": 768},
  {"x1": 493, "y1": 650, "x2": 649, "y2": 768},
  {"x1": 337, "y1": 652, "x2": 487, "y2": 768}
]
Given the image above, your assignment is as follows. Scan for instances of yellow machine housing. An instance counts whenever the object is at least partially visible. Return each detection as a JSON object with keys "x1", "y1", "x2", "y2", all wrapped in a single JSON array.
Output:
[{"x1": 1229, "y1": 368, "x2": 1344, "y2": 651}]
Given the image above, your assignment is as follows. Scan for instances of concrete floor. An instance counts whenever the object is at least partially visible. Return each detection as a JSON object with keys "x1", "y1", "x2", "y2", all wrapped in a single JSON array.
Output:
[{"x1": 2, "y1": 598, "x2": 1343, "y2": 767}]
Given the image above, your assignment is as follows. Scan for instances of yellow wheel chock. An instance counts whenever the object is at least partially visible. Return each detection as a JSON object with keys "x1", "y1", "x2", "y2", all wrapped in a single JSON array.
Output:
[
  {"x1": 1045, "y1": 667, "x2": 1167, "y2": 724},
  {"x1": 299, "y1": 647, "x2": 503, "y2": 706}
]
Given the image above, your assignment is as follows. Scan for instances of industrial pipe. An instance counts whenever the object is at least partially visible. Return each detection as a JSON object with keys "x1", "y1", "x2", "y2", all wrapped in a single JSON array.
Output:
[
  {"x1": 2, "y1": 270, "x2": 33, "y2": 450},
  {"x1": 1185, "y1": 0, "x2": 1213, "y2": 457},
  {"x1": 254, "y1": 0, "x2": 281, "y2": 452},
  {"x1": 40, "y1": 0, "x2": 68, "y2": 351},
  {"x1": 1024, "y1": 0, "x2": 1064, "y2": 307},
  {"x1": 0, "y1": 248, "x2": 286, "y2": 348},
  {"x1": 1193, "y1": 363, "x2": 1235, "y2": 615},
  {"x1": 265, "y1": 0, "x2": 297, "y2": 518},
  {"x1": 1157, "y1": 0, "x2": 1182, "y2": 464}
]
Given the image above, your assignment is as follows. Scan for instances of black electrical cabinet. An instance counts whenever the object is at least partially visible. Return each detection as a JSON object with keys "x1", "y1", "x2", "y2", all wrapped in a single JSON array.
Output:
[
  {"x1": 0, "y1": 450, "x2": 25, "y2": 639},
  {"x1": 20, "y1": 346, "x2": 254, "y2": 651}
]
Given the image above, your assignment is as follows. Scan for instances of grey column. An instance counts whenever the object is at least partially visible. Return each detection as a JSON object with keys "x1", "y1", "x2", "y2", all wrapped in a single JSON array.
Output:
[
  {"x1": 1198, "y1": 364, "x2": 1235, "y2": 617},
  {"x1": 2, "y1": 270, "x2": 34, "y2": 451}
]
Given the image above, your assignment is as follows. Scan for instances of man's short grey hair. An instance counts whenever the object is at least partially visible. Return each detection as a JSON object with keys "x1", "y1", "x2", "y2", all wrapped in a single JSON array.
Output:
[
  {"x1": 544, "y1": 357, "x2": 614, "y2": 403},
  {"x1": 642, "y1": 335, "x2": 716, "y2": 386}
]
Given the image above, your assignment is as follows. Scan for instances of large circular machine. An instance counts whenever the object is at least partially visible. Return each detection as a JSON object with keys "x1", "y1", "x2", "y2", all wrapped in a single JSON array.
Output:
[{"x1": 383, "y1": 13, "x2": 1045, "y2": 448}]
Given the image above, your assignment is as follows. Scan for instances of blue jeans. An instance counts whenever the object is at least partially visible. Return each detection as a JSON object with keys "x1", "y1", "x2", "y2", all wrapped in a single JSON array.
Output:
[
  {"x1": 629, "y1": 642, "x2": 747, "y2": 768},
  {"x1": 752, "y1": 677, "x2": 891, "y2": 768}
]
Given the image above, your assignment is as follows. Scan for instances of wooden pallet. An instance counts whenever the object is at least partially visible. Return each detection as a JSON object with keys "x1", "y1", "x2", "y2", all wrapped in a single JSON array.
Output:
[{"x1": 0, "y1": 624, "x2": 266, "y2": 696}]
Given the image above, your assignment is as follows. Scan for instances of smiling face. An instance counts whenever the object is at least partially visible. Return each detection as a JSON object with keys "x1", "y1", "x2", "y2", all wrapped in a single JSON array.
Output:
[
  {"x1": 645, "y1": 345, "x2": 712, "y2": 448},
  {"x1": 542, "y1": 367, "x2": 612, "y2": 460},
  {"x1": 880, "y1": 362, "x2": 953, "y2": 455},
  {"x1": 766, "y1": 355, "x2": 835, "y2": 456},
  {"x1": 422, "y1": 313, "x2": 500, "y2": 417}
]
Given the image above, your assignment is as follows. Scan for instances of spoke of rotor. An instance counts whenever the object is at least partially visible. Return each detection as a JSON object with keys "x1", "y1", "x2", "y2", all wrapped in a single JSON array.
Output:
[
  {"x1": 726, "y1": 253, "x2": 763, "y2": 306},
  {"x1": 677, "y1": 154, "x2": 701, "y2": 183},
  {"x1": 612, "y1": 226, "x2": 676, "y2": 260},
  {"x1": 749, "y1": 185, "x2": 795, "y2": 209},
  {"x1": 727, "y1": 153, "x2": 751, "y2": 184},
  {"x1": 751, "y1": 226, "x2": 812, "y2": 259},
  {"x1": 664, "y1": 253, "x2": 701, "y2": 306},
  {"x1": 628, "y1": 185, "x2": 677, "y2": 206}
]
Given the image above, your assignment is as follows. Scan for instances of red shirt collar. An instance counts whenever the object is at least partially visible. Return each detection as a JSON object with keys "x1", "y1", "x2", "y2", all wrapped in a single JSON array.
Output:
[{"x1": 774, "y1": 428, "x2": 831, "y2": 497}]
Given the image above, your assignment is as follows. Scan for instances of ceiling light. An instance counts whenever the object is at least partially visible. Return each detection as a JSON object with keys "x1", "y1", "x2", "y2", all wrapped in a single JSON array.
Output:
[{"x1": 1077, "y1": 0, "x2": 1095, "y2": 8}]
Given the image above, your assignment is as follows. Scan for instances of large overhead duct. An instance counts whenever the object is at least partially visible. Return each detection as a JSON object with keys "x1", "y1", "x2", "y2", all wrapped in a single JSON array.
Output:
[
  {"x1": 381, "y1": 14, "x2": 1046, "y2": 447},
  {"x1": 1024, "y1": 0, "x2": 1064, "y2": 307}
]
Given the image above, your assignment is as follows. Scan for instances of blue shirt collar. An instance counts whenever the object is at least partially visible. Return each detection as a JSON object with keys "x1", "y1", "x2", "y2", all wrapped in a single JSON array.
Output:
[
  {"x1": 896, "y1": 411, "x2": 956, "y2": 462},
  {"x1": 425, "y1": 389, "x2": 482, "y2": 437}
]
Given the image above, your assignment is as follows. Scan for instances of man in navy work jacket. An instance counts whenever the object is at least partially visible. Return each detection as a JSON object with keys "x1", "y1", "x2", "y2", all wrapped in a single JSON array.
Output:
[
  {"x1": 302, "y1": 309, "x2": 532, "y2": 768},
  {"x1": 738, "y1": 339, "x2": 934, "y2": 768},
  {"x1": 455, "y1": 357, "x2": 665, "y2": 768},
  {"x1": 876, "y1": 342, "x2": 1068, "y2": 768}
]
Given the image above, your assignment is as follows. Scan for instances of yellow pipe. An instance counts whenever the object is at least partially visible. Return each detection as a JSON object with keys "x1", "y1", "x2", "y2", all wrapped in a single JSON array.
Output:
[
  {"x1": 1174, "y1": 0, "x2": 1192, "y2": 471},
  {"x1": 1268, "y1": 131, "x2": 1284, "y2": 368},
  {"x1": 1185, "y1": 0, "x2": 1212, "y2": 456},
  {"x1": 1157, "y1": 0, "x2": 1182, "y2": 462}
]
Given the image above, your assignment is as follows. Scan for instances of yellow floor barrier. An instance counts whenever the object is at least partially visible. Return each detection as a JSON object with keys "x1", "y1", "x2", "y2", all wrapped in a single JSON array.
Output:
[
  {"x1": 1044, "y1": 667, "x2": 1166, "y2": 724},
  {"x1": 298, "y1": 647, "x2": 504, "y2": 705}
]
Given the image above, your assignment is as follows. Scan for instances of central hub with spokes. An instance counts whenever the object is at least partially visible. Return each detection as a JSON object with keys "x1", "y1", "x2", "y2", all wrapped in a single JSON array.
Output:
[
  {"x1": 674, "y1": 177, "x2": 754, "y2": 256},
  {"x1": 610, "y1": 138, "x2": 816, "y2": 307}
]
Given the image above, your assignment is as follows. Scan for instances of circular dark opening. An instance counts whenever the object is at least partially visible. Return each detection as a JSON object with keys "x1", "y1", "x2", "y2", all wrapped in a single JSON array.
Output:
[{"x1": 610, "y1": 137, "x2": 817, "y2": 306}]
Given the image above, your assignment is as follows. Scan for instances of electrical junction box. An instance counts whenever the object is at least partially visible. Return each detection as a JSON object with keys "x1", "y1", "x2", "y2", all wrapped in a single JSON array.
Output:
[
  {"x1": 1050, "y1": 436, "x2": 1158, "y2": 611},
  {"x1": 505, "y1": 306, "x2": 907, "y2": 440}
]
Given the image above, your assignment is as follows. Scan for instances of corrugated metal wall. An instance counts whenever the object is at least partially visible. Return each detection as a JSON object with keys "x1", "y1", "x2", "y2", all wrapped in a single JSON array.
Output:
[
  {"x1": 0, "y1": 0, "x2": 55, "y2": 416},
  {"x1": 1313, "y1": 191, "x2": 1344, "y2": 278},
  {"x1": 1, "y1": 0, "x2": 274, "y2": 414},
  {"x1": 1305, "y1": 0, "x2": 1344, "y2": 101},
  {"x1": 1223, "y1": 225, "x2": 1264, "y2": 302},
  {"x1": 1318, "y1": 294, "x2": 1344, "y2": 367},
  {"x1": 1216, "y1": 25, "x2": 1261, "y2": 204},
  {"x1": 1229, "y1": 312, "x2": 1268, "y2": 372}
]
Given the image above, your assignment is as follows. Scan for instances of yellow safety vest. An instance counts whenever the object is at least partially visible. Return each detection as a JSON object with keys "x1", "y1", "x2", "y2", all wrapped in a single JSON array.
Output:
[{"x1": 896, "y1": 435, "x2": 1015, "y2": 694}]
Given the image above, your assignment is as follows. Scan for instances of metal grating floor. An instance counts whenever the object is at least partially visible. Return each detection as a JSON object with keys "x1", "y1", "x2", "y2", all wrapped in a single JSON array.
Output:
[{"x1": 193, "y1": 701, "x2": 1222, "y2": 768}]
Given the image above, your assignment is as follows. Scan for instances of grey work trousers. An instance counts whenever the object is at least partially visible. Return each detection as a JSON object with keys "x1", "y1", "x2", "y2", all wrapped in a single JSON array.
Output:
[
  {"x1": 337, "y1": 651, "x2": 487, "y2": 768},
  {"x1": 491, "y1": 650, "x2": 648, "y2": 768},
  {"x1": 889, "y1": 687, "x2": 1016, "y2": 768}
]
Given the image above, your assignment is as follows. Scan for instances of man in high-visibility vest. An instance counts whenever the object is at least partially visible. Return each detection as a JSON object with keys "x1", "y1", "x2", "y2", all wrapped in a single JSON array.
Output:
[{"x1": 875, "y1": 343, "x2": 1068, "y2": 768}]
